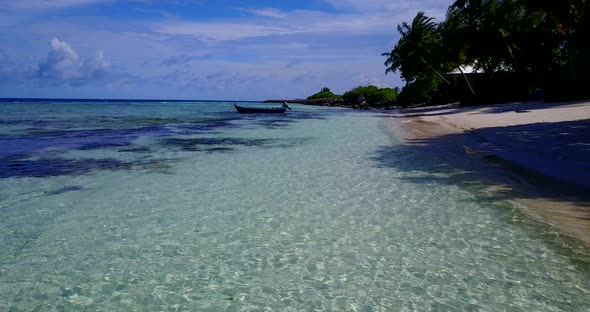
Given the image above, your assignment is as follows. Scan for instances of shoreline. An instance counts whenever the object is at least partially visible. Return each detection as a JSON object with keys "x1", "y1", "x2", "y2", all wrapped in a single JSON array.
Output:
[
  {"x1": 388, "y1": 101, "x2": 590, "y2": 246},
  {"x1": 266, "y1": 98, "x2": 401, "y2": 110}
]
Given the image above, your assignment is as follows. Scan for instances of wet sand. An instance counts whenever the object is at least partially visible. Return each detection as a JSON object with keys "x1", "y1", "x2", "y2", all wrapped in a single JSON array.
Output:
[{"x1": 389, "y1": 101, "x2": 590, "y2": 246}]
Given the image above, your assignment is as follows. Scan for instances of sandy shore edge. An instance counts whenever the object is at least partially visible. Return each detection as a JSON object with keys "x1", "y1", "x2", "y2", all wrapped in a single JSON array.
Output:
[{"x1": 388, "y1": 101, "x2": 590, "y2": 246}]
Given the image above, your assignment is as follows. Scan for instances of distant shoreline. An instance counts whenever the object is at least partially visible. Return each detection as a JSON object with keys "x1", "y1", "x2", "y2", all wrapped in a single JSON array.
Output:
[
  {"x1": 0, "y1": 98, "x2": 262, "y2": 103},
  {"x1": 266, "y1": 98, "x2": 401, "y2": 110}
]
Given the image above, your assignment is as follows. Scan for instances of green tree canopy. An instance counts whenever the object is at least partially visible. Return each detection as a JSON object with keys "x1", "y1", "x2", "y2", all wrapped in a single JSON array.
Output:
[
  {"x1": 385, "y1": 0, "x2": 590, "y2": 104},
  {"x1": 342, "y1": 85, "x2": 397, "y2": 103},
  {"x1": 307, "y1": 87, "x2": 341, "y2": 100},
  {"x1": 382, "y1": 12, "x2": 450, "y2": 84}
]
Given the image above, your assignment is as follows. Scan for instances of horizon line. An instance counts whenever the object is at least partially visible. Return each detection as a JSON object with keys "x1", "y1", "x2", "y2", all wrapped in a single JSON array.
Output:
[{"x1": 0, "y1": 97, "x2": 264, "y2": 103}]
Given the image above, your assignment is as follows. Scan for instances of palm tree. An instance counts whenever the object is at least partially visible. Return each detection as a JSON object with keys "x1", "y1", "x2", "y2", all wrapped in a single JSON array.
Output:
[
  {"x1": 438, "y1": 19, "x2": 476, "y2": 95},
  {"x1": 518, "y1": 0, "x2": 586, "y2": 79},
  {"x1": 447, "y1": 0, "x2": 520, "y2": 75},
  {"x1": 383, "y1": 12, "x2": 450, "y2": 85}
]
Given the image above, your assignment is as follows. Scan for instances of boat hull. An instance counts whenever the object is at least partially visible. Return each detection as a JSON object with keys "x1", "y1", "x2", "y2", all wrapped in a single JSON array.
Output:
[{"x1": 234, "y1": 104, "x2": 286, "y2": 114}]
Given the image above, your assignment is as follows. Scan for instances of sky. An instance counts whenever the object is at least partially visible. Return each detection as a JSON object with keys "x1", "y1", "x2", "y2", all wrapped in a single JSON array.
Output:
[{"x1": 0, "y1": 0, "x2": 451, "y2": 100}]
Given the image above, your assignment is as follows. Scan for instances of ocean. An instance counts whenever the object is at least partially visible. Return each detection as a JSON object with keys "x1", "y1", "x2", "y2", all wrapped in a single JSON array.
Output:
[{"x1": 0, "y1": 100, "x2": 588, "y2": 311}]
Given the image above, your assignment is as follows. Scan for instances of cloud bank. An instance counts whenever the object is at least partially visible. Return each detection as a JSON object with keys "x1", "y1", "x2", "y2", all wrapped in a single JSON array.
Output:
[
  {"x1": 0, "y1": 0, "x2": 451, "y2": 99},
  {"x1": 0, "y1": 0, "x2": 110, "y2": 10},
  {"x1": 33, "y1": 38, "x2": 111, "y2": 85}
]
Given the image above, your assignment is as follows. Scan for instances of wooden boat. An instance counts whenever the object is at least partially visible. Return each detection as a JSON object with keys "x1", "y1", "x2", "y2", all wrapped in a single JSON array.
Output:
[{"x1": 234, "y1": 104, "x2": 287, "y2": 114}]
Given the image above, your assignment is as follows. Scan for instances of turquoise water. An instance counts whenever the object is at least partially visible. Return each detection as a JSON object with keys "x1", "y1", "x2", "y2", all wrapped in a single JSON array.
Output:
[{"x1": 0, "y1": 101, "x2": 588, "y2": 311}]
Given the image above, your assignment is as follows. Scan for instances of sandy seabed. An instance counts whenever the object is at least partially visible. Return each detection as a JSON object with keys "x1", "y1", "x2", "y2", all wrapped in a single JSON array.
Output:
[{"x1": 389, "y1": 100, "x2": 590, "y2": 246}]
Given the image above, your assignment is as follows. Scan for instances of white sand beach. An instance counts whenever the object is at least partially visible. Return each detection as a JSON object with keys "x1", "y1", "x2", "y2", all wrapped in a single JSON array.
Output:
[{"x1": 390, "y1": 101, "x2": 590, "y2": 245}]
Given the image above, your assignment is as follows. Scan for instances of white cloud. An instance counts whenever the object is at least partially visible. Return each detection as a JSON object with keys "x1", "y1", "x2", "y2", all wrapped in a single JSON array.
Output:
[
  {"x1": 241, "y1": 8, "x2": 288, "y2": 19},
  {"x1": 132, "y1": 57, "x2": 401, "y2": 100},
  {"x1": 0, "y1": 0, "x2": 108, "y2": 10},
  {"x1": 153, "y1": 12, "x2": 394, "y2": 42},
  {"x1": 153, "y1": 3, "x2": 449, "y2": 43},
  {"x1": 82, "y1": 50, "x2": 111, "y2": 76},
  {"x1": 321, "y1": 0, "x2": 449, "y2": 24},
  {"x1": 153, "y1": 21, "x2": 302, "y2": 42},
  {"x1": 35, "y1": 37, "x2": 111, "y2": 83},
  {"x1": 324, "y1": 0, "x2": 450, "y2": 13},
  {"x1": 37, "y1": 37, "x2": 81, "y2": 79}
]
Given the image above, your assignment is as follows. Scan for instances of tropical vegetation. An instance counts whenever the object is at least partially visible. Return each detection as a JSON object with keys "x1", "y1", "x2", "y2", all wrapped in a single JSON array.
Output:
[
  {"x1": 383, "y1": 0, "x2": 590, "y2": 105},
  {"x1": 342, "y1": 86, "x2": 398, "y2": 104},
  {"x1": 307, "y1": 86, "x2": 398, "y2": 105},
  {"x1": 307, "y1": 87, "x2": 341, "y2": 100}
]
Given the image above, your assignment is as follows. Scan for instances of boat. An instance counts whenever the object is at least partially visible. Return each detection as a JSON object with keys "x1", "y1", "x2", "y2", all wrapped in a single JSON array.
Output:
[{"x1": 234, "y1": 104, "x2": 287, "y2": 114}]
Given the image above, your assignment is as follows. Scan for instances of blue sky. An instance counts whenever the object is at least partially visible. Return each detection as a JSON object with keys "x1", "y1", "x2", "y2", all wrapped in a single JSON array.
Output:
[{"x1": 0, "y1": 0, "x2": 451, "y2": 100}]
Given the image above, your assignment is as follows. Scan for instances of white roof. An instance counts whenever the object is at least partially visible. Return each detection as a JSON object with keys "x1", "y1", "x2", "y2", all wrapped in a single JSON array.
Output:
[{"x1": 448, "y1": 65, "x2": 485, "y2": 74}]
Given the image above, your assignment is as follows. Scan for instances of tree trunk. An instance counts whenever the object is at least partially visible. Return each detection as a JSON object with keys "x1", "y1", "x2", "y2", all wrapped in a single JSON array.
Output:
[
  {"x1": 421, "y1": 57, "x2": 451, "y2": 85},
  {"x1": 457, "y1": 66, "x2": 476, "y2": 95}
]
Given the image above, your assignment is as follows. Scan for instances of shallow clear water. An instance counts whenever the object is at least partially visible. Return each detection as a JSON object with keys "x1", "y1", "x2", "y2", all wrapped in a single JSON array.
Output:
[{"x1": 0, "y1": 101, "x2": 588, "y2": 311}]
